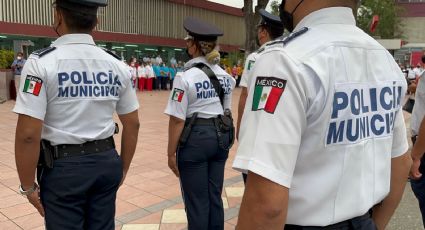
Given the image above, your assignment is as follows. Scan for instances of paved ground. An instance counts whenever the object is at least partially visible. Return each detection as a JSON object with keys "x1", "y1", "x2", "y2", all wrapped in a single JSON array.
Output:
[{"x1": 0, "y1": 88, "x2": 422, "y2": 230}]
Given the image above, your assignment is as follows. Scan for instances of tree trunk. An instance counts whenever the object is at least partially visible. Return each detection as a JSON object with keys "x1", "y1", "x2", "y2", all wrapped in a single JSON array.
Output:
[{"x1": 243, "y1": 0, "x2": 270, "y2": 56}]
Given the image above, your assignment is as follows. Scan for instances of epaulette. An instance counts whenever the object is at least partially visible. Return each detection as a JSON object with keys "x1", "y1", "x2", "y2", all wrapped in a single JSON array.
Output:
[
  {"x1": 264, "y1": 27, "x2": 309, "y2": 50},
  {"x1": 102, "y1": 48, "x2": 121, "y2": 60},
  {"x1": 31, "y1": 47, "x2": 56, "y2": 57}
]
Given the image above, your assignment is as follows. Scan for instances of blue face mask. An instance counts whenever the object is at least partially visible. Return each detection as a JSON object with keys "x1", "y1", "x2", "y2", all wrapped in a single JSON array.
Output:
[{"x1": 279, "y1": 0, "x2": 304, "y2": 32}]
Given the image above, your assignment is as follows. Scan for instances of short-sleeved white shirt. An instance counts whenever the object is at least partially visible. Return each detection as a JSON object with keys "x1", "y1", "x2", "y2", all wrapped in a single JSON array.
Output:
[
  {"x1": 164, "y1": 57, "x2": 236, "y2": 120},
  {"x1": 233, "y1": 7, "x2": 408, "y2": 226},
  {"x1": 145, "y1": 65, "x2": 155, "y2": 78},
  {"x1": 13, "y1": 34, "x2": 139, "y2": 146},
  {"x1": 138, "y1": 66, "x2": 147, "y2": 78},
  {"x1": 239, "y1": 51, "x2": 258, "y2": 88},
  {"x1": 412, "y1": 73, "x2": 425, "y2": 135}
]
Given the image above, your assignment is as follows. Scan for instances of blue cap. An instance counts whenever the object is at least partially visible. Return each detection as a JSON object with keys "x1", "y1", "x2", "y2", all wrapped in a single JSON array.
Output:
[
  {"x1": 63, "y1": 0, "x2": 107, "y2": 6},
  {"x1": 183, "y1": 17, "x2": 224, "y2": 42},
  {"x1": 258, "y1": 9, "x2": 283, "y2": 30}
]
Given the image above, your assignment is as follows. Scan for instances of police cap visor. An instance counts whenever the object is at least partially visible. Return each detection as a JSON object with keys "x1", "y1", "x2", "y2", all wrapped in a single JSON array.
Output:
[
  {"x1": 183, "y1": 17, "x2": 223, "y2": 41},
  {"x1": 60, "y1": 0, "x2": 108, "y2": 7}
]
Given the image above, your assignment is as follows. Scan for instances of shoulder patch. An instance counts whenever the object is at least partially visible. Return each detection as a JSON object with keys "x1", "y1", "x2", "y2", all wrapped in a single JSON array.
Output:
[
  {"x1": 31, "y1": 47, "x2": 56, "y2": 58},
  {"x1": 265, "y1": 27, "x2": 309, "y2": 49},
  {"x1": 102, "y1": 48, "x2": 121, "y2": 60}
]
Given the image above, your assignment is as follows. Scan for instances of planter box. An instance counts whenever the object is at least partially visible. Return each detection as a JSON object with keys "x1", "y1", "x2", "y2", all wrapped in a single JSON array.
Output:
[{"x1": 0, "y1": 69, "x2": 14, "y2": 100}]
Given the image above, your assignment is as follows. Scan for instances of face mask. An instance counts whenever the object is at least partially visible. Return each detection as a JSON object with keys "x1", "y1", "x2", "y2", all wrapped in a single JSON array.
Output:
[
  {"x1": 280, "y1": 0, "x2": 304, "y2": 32},
  {"x1": 17, "y1": 56, "x2": 22, "y2": 60}
]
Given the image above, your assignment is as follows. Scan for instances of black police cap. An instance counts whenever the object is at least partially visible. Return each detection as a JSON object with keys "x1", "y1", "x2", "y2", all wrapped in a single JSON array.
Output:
[
  {"x1": 60, "y1": 0, "x2": 108, "y2": 7},
  {"x1": 258, "y1": 9, "x2": 283, "y2": 30},
  {"x1": 183, "y1": 17, "x2": 224, "y2": 42}
]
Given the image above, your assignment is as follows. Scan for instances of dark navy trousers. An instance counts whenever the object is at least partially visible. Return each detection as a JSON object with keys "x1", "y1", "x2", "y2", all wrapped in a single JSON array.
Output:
[
  {"x1": 410, "y1": 156, "x2": 425, "y2": 228},
  {"x1": 177, "y1": 124, "x2": 229, "y2": 230},
  {"x1": 39, "y1": 149, "x2": 123, "y2": 230}
]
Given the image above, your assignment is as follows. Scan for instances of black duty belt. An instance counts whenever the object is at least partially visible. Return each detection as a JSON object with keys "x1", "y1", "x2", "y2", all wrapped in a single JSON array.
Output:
[
  {"x1": 284, "y1": 213, "x2": 371, "y2": 230},
  {"x1": 187, "y1": 118, "x2": 216, "y2": 126},
  {"x1": 48, "y1": 136, "x2": 115, "y2": 160}
]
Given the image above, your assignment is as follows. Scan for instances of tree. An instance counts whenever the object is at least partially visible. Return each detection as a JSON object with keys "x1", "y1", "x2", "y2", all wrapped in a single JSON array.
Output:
[
  {"x1": 357, "y1": 0, "x2": 404, "y2": 39},
  {"x1": 270, "y1": 0, "x2": 280, "y2": 16},
  {"x1": 243, "y1": 0, "x2": 270, "y2": 55}
]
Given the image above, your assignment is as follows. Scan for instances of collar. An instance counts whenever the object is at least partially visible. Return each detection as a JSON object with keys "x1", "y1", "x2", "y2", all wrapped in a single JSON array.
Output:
[
  {"x1": 184, "y1": 56, "x2": 208, "y2": 69},
  {"x1": 52, "y1": 34, "x2": 96, "y2": 46},
  {"x1": 294, "y1": 7, "x2": 355, "y2": 31}
]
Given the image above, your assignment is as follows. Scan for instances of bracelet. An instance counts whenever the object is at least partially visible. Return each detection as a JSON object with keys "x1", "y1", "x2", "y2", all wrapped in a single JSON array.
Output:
[{"x1": 19, "y1": 183, "x2": 38, "y2": 196}]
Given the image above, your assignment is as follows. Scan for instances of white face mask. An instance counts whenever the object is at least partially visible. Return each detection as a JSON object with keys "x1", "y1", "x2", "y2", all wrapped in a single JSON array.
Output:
[{"x1": 17, "y1": 56, "x2": 22, "y2": 60}]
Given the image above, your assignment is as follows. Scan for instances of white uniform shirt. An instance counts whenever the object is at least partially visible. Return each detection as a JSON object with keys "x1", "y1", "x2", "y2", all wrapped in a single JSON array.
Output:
[
  {"x1": 145, "y1": 65, "x2": 155, "y2": 78},
  {"x1": 164, "y1": 56, "x2": 236, "y2": 120},
  {"x1": 408, "y1": 69, "x2": 416, "y2": 80},
  {"x1": 412, "y1": 73, "x2": 425, "y2": 135},
  {"x1": 233, "y1": 7, "x2": 408, "y2": 226},
  {"x1": 13, "y1": 34, "x2": 139, "y2": 146},
  {"x1": 239, "y1": 51, "x2": 258, "y2": 88},
  {"x1": 138, "y1": 66, "x2": 147, "y2": 78}
]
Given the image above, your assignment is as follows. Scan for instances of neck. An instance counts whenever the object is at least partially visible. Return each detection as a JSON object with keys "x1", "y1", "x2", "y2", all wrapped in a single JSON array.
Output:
[{"x1": 293, "y1": 3, "x2": 353, "y2": 29}]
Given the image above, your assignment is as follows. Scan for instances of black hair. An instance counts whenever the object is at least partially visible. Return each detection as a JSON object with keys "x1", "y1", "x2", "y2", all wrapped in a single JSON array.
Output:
[
  {"x1": 55, "y1": 0, "x2": 98, "y2": 32},
  {"x1": 422, "y1": 55, "x2": 425, "y2": 64},
  {"x1": 262, "y1": 25, "x2": 283, "y2": 40}
]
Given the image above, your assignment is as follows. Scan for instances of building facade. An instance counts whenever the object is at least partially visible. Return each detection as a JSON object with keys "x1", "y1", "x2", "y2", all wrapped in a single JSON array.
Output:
[
  {"x1": 395, "y1": 0, "x2": 425, "y2": 65},
  {"x1": 0, "y1": 0, "x2": 245, "y2": 62}
]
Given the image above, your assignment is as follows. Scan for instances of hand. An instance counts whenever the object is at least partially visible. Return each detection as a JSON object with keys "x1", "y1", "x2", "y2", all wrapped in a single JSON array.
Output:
[
  {"x1": 168, "y1": 154, "x2": 179, "y2": 177},
  {"x1": 410, "y1": 157, "x2": 422, "y2": 180},
  {"x1": 26, "y1": 187, "x2": 45, "y2": 217}
]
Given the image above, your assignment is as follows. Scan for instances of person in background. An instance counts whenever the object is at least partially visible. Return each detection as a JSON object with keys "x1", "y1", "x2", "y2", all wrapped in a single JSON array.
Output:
[
  {"x1": 138, "y1": 62, "x2": 146, "y2": 91},
  {"x1": 11, "y1": 52, "x2": 27, "y2": 96},
  {"x1": 236, "y1": 62, "x2": 243, "y2": 87},
  {"x1": 169, "y1": 63, "x2": 177, "y2": 90},
  {"x1": 128, "y1": 57, "x2": 138, "y2": 89},
  {"x1": 145, "y1": 61, "x2": 154, "y2": 91},
  {"x1": 152, "y1": 63, "x2": 161, "y2": 90},
  {"x1": 160, "y1": 62, "x2": 170, "y2": 90}
]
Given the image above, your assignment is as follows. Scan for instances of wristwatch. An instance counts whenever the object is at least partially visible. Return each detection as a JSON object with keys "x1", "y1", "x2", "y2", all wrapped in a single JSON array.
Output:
[{"x1": 19, "y1": 183, "x2": 38, "y2": 196}]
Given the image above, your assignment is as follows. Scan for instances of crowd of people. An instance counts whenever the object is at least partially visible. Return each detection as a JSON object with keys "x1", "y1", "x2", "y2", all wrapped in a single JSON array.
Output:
[{"x1": 126, "y1": 55, "x2": 183, "y2": 91}]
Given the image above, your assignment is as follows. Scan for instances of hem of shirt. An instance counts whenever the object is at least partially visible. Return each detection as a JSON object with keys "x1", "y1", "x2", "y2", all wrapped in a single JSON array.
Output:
[
  {"x1": 164, "y1": 110, "x2": 186, "y2": 120},
  {"x1": 391, "y1": 144, "x2": 409, "y2": 158},
  {"x1": 13, "y1": 107, "x2": 45, "y2": 121},
  {"x1": 117, "y1": 104, "x2": 139, "y2": 115},
  {"x1": 232, "y1": 156, "x2": 292, "y2": 188}
]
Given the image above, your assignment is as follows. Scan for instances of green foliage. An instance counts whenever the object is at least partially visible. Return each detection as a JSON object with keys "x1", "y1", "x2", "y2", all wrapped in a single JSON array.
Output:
[
  {"x1": 223, "y1": 51, "x2": 244, "y2": 66},
  {"x1": 0, "y1": 50, "x2": 14, "y2": 69},
  {"x1": 270, "y1": 0, "x2": 280, "y2": 16},
  {"x1": 357, "y1": 0, "x2": 404, "y2": 39}
]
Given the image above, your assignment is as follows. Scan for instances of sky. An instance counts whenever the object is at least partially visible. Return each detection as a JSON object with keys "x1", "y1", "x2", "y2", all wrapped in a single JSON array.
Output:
[{"x1": 207, "y1": 0, "x2": 281, "y2": 11}]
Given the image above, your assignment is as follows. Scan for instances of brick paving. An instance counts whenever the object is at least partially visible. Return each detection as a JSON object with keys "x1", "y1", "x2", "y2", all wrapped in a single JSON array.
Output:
[{"x1": 0, "y1": 89, "x2": 422, "y2": 229}]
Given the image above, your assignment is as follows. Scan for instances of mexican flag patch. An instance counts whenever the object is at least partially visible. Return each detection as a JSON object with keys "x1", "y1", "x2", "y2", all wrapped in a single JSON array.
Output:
[
  {"x1": 172, "y1": 88, "x2": 184, "y2": 102},
  {"x1": 252, "y1": 77, "x2": 287, "y2": 114},
  {"x1": 247, "y1": 60, "x2": 255, "y2": 70},
  {"x1": 23, "y1": 75, "x2": 43, "y2": 96}
]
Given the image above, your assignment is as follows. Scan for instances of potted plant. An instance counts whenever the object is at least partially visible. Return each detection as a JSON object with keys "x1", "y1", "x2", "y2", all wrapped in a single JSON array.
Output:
[{"x1": 0, "y1": 49, "x2": 15, "y2": 101}]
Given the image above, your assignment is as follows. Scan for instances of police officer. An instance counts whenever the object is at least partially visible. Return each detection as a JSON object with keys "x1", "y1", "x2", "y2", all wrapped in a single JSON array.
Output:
[
  {"x1": 233, "y1": 0, "x2": 412, "y2": 229},
  {"x1": 13, "y1": 0, "x2": 140, "y2": 229},
  {"x1": 165, "y1": 17, "x2": 235, "y2": 230},
  {"x1": 237, "y1": 9, "x2": 284, "y2": 183},
  {"x1": 410, "y1": 55, "x2": 425, "y2": 228}
]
